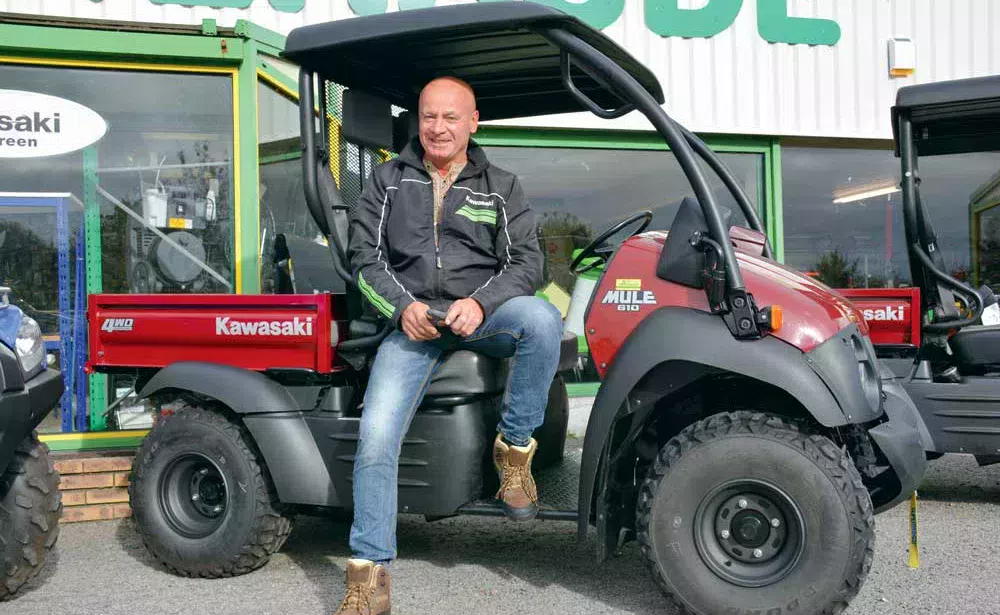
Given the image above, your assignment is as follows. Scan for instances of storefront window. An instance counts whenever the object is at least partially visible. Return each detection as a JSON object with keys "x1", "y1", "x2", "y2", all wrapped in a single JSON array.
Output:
[
  {"x1": 483, "y1": 144, "x2": 764, "y2": 387},
  {"x1": 0, "y1": 62, "x2": 235, "y2": 433},
  {"x1": 257, "y1": 80, "x2": 384, "y2": 294},
  {"x1": 0, "y1": 63, "x2": 236, "y2": 296},
  {"x1": 782, "y1": 145, "x2": 1000, "y2": 289},
  {"x1": 258, "y1": 81, "x2": 315, "y2": 294},
  {"x1": 482, "y1": 145, "x2": 763, "y2": 293}
]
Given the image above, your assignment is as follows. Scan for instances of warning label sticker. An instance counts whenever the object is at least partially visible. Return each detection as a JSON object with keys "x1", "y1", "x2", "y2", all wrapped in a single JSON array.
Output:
[{"x1": 615, "y1": 278, "x2": 642, "y2": 291}]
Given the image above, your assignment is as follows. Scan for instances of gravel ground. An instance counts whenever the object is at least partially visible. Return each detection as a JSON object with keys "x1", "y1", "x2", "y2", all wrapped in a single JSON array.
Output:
[{"x1": 3, "y1": 449, "x2": 998, "y2": 615}]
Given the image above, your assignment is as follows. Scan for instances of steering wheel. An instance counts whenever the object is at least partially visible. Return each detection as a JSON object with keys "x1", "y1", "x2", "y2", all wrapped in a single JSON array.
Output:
[{"x1": 570, "y1": 210, "x2": 653, "y2": 275}]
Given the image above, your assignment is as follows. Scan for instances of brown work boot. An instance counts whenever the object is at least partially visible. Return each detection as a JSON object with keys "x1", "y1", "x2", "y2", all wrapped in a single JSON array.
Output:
[
  {"x1": 493, "y1": 433, "x2": 539, "y2": 521},
  {"x1": 334, "y1": 559, "x2": 391, "y2": 615}
]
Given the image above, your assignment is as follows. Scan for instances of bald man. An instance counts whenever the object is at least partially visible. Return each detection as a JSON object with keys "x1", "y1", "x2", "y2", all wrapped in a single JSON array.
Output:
[{"x1": 338, "y1": 77, "x2": 563, "y2": 614}]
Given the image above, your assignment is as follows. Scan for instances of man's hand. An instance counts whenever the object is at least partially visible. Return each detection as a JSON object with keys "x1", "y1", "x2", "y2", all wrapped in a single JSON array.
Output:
[
  {"x1": 401, "y1": 302, "x2": 441, "y2": 342},
  {"x1": 445, "y1": 298, "x2": 485, "y2": 337}
]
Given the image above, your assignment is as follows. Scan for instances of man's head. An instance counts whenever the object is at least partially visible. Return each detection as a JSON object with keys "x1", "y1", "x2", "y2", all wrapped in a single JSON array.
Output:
[{"x1": 418, "y1": 76, "x2": 479, "y2": 169}]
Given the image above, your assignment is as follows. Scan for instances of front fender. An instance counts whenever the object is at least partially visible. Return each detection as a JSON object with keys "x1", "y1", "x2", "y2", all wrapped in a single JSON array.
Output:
[
  {"x1": 578, "y1": 307, "x2": 876, "y2": 543},
  {"x1": 138, "y1": 362, "x2": 336, "y2": 506}
]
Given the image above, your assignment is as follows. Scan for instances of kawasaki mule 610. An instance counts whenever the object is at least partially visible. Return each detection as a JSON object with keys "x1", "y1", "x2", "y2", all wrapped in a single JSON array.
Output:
[{"x1": 87, "y1": 4, "x2": 927, "y2": 614}]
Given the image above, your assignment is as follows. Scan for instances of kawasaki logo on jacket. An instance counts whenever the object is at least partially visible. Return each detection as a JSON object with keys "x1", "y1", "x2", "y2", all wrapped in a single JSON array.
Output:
[{"x1": 347, "y1": 137, "x2": 544, "y2": 325}]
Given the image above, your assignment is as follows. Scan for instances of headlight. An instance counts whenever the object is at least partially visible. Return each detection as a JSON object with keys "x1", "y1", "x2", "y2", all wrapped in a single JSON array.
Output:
[
  {"x1": 16, "y1": 315, "x2": 45, "y2": 380},
  {"x1": 854, "y1": 335, "x2": 882, "y2": 413}
]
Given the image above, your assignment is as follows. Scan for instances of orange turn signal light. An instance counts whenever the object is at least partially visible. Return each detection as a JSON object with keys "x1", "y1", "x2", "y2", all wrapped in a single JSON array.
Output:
[
  {"x1": 770, "y1": 305, "x2": 782, "y2": 331},
  {"x1": 756, "y1": 304, "x2": 782, "y2": 332}
]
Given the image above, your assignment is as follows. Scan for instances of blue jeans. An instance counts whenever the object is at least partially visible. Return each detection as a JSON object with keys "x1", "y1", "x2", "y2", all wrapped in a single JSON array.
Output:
[{"x1": 348, "y1": 295, "x2": 564, "y2": 564}]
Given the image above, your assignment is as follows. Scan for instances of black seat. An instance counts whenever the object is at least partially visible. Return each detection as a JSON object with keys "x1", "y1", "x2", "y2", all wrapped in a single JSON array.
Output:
[
  {"x1": 950, "y1": 325, "x2": 1000, "y2": 367},
  {"x1": 426, "y1": 350, "x2": 503, "y2": 398},
  {"x1": 424, "y1": 328, "x2": 578, "y2": 398}
]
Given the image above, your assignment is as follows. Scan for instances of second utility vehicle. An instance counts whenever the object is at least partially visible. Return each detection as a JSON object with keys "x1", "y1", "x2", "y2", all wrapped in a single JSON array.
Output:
[
  {"x1": 840, "y1": 75, "x2": 1000, "y2": 465},
  {"x1": 0, "y1": 287, "x2": 63, "y2": 601}
]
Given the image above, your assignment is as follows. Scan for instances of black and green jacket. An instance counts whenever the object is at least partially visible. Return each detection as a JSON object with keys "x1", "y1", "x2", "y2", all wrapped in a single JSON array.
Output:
[{"x1": 347, "y1": 137, "x2": 544, "y2": 326}]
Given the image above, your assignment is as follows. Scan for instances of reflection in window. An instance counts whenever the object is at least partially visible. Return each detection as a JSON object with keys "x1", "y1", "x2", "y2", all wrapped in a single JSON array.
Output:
[
  {"x1": 0, "y1": 203, "x2": 83, "y2": 336},
  {"x1": 972, "y1": 172, "x2": 1000, "y2": 290},
  {"x1": 258, "y1": 82, "x2": 318, "y2": 294},
  {"x1": 481, "y1": 144, "x2": 763, "y2": 387},
  {"x1": 481, "y1": 145, "x2": 762, "y2": 292},
  {"x1": 257, "y1": 80, "x2": 384, "y2": 295},
  {"x1": 783, "y1": 145, "x2": 1000, "y2": 289}
]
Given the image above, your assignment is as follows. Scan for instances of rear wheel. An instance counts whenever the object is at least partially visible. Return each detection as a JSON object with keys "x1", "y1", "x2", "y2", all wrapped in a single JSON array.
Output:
[
  {"x1": 129, "y1": 406, "x2": 292, "y2": 578},
  {"x1": 637, "y1": 411, "x2": 874, "y2": 615},
  {"x1": 0, "y1": 432, "x2": 62, "y2": 601}
]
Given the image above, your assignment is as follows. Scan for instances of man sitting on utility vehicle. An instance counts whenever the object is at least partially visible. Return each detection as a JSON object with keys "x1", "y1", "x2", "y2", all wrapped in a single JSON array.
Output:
[{"x1": 337, "y1": 75, "x2": 564, "y2": 615}]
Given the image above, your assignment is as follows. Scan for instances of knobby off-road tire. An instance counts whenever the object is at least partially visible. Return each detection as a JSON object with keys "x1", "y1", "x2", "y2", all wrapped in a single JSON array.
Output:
[
  {"x1": 637, "y1": 411, "x2": 875, "y2": 615},
  {"x1": 129, "y1": 407, "x2": 293, "y2": 578},
  {"x1": 0, "y1": 432, "x2": 62, "y2": 601}
]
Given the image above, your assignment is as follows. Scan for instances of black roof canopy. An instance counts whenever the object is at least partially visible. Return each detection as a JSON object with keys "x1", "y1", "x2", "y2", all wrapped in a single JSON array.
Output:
[
  {"x1": 892, "y1": 74, "x2": 1000, "y2": 157},
  {"x1": 281, "y1": 2, "x2": 664, "y2": 121}
]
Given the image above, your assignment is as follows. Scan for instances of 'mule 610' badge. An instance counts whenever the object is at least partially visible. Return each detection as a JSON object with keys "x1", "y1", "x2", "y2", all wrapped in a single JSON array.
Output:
[{"x1": 601, "y1": 279, "x2": 657, "y2": 312}]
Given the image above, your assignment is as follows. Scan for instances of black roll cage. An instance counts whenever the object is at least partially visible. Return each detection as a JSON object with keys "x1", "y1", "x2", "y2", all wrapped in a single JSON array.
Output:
[
  {"x1": 294, "y1": 15, "x2": 772, "y2": 346},
  {"x1": 894, "y1": 102, "x2": 998, "y2": 332}
]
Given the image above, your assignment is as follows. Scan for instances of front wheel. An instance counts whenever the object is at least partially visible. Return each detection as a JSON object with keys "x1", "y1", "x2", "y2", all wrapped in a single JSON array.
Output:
[
  {"x1": 637, "y1": 411, "x2": 874, "y2": 615},
  {"x1": 0, "y1": 432, "x2": 62, "y2": 601},
  {"x1": 129, "y1": 406, "x2": 293, "y2": 578}
]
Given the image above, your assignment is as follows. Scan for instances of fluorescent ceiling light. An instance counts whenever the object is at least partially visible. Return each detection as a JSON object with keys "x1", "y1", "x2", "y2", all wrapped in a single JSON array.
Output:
[{"x1": 833, "y1": 185, "x2": 901, "y2": 204}]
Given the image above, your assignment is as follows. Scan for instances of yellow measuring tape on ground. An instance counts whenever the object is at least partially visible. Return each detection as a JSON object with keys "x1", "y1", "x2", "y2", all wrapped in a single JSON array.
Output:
[{"x1": 908, "y1": 490, "x2": 920, "y2": 568}]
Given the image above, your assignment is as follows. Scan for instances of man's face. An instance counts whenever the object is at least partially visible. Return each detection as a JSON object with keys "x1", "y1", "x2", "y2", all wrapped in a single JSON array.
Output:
[{"x1": 418, "y1": 78, "x2": 479, "y2": 167}]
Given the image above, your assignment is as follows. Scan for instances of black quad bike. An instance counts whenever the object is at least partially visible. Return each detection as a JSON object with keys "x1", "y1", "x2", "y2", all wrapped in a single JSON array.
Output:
[
  {"x1": 0, "y1": 287, "x2": 64, "y2": 600},
  {"x1": 873, "y1": 75, "x2": 1000, "y2": 465},
  {"x1": 96, "y1": 5, "x2": 927, "y2": 615}
]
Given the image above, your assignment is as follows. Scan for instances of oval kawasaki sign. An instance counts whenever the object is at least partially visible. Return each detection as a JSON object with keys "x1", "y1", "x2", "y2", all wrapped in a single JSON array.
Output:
[{"x1": 0, "y1": 89, "x2": 108, "y2": 158}]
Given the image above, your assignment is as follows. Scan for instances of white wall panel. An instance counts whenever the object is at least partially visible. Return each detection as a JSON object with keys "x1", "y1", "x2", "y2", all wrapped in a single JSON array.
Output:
[{"x1": 2, "y1": 0, "x2": 998, "y2": 140}]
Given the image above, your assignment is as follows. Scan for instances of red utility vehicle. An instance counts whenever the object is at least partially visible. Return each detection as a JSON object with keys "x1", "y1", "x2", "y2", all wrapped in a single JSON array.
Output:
[{"x1": 87, "y1": 5, "x2": 926, "y2": 614}]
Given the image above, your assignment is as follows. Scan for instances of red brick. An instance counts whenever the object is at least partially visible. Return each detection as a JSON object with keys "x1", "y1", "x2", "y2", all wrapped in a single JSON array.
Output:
[
  {"x1": 61, "y1": 473, "x2": 114, "y2": 490},
  {"x1": 53, "y1": 459, "x2": 84, "y2": 475},
  {"x1": 82, "y1": 456, "x2": 133, "y2": 473},
  {"x1": 86, "y1": 488, "x2": 130, "y2": 505},
  {"x1": 61, "y1": 504, "x2": 115, "y2": 523},
  {"x1": 113, "y1": 503, "x2": 132, "y2": 519},
  {"x1": 114, "y1": 472, "x2": 131, "y2": 487},
  {"x1": 61, "y1": 491, "x2": 87, "y2": 506}
]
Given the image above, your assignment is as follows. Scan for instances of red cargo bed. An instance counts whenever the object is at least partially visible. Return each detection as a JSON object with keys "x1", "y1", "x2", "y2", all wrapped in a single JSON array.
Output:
[
  {"x1": 837, "y1": 287, "x2": 921, "y2": 349},
  {"x1": 86, "y1": 294, "x2": 342, "y2": 374}
]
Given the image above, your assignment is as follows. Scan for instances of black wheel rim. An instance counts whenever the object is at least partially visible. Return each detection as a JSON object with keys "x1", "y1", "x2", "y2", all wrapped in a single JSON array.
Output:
[
  {"x1": 692, "y1": 479, "x2": 805, "y2": 588},
  {"x1": 159, "y1": 453, "x2": 229, "y2": 539}
]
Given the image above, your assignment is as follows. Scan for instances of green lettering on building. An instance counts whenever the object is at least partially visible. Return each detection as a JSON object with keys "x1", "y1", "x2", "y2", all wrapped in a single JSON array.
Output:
[
  {"x1": 349, "y1": 0, "x2": 434, "y2": 16},
  {"x1": 757, "y1": 0, "x2": 840, "y2": 45},
  {"x1": 645, "y1": 0, "x2": 742, "y2": 39},
  {"x1": 149, "y1": 0, "x2": 252, "y2": 7},
  {"x1": 148, "y1": 0, "x2": 305, "y2": 10},
  {"x1": 518, "y1": 0, "x2": 624, "y2": 30},
  {"x1": 269, "y1": 0, "x2": 305, "y2": 10},
  {"x1": 97, "y1": 1, "x2": 842, "y2": 47},
  {"x1": 347, "y1": 0, "x2": 385, "y2": 16}
]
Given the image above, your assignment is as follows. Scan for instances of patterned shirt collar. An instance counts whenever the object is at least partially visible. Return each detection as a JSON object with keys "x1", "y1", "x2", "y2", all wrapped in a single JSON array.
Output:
[{"x1": 424, "y1": 158, "x2": 467, "y2": 226}]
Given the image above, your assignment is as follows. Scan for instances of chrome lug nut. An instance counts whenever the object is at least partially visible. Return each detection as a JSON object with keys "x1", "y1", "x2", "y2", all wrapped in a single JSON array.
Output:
[
  {"x1": 191, "y1": 493, "x2": 200, "y2": 502},
  {"x1": 753, "y1": 549, "x2": 763, "y2": 558},
  {"x1": 771, "y1": 518, "x2": 780, "y2": 528},
  {"x1": 737, "y1": 499, "x2": 748, "y2": 509},
  {"x1": 720, "y1": 530, "x2": 731, "y2": 539}
]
